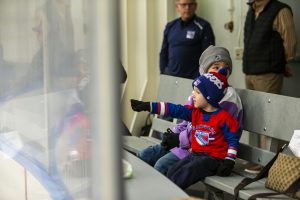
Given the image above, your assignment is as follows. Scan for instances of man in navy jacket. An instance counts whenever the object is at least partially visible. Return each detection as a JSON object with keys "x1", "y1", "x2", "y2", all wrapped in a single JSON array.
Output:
[{"x1": 159, "y1": 0, "x2": 215, "y2": 79}]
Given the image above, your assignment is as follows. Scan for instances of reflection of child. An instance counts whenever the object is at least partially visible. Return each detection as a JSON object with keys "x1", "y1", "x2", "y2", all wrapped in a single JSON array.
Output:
[
  {"x1": 137, "y1": 46, "x2": 243, "y2": 176},
  {"x1": 131, "y1": 69, "x2": 240, "y2": 189}
]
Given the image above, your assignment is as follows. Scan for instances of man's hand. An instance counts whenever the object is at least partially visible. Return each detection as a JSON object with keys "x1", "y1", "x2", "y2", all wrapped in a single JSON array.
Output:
[
  {"x1": 216, "y1": 159, "x2": 235, "y2": 177},
  {"x1": 284, "y1": 65, "x2": 293, "y2": 78},
  {"x1": 161, "y1": 128, "x2": 179, "y2": 150},
  {"x1": 130, "y1": 99, "x2": 150, "y2": 112}
]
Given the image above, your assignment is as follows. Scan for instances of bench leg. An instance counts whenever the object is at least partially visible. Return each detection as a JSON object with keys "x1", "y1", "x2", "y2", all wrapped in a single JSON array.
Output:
[{"x1": 203, "y1": 185, "x2": 225, "y2": 200}]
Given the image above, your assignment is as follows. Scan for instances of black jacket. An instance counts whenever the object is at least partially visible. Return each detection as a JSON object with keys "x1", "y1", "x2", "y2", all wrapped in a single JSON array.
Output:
[{"x1": 243, "y1": 0, "x2": 291, "y2": 75}]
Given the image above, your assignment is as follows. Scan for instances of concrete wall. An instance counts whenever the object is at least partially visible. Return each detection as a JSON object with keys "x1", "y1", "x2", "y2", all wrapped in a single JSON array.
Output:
[{"x1": 120, "y1": 0, "x2": 176, "y2": 136}]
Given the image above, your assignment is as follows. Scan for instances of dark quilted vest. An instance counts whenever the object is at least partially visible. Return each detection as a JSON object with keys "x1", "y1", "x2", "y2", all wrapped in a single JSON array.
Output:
[{"x1": 243, "y1": 0, "x2": 291, "y2": 75}]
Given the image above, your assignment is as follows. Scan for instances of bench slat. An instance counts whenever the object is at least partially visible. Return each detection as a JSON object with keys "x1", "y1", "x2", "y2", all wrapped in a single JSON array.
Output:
[
  {"x1": 238, "y1": 143, "x2": 276, "y2": 166},
  {"x1": 204, "y1": 174, "x2": 293, "y2": 200},
  {"x1": 236, "y1": 89, "x2": 300, "y2": 142},
  {"x1": 151, "y1": 118, "x2": 176, "y2": 133},
  {"x1": 157, "y1": 75, "x2": 193, "y2": 103}
]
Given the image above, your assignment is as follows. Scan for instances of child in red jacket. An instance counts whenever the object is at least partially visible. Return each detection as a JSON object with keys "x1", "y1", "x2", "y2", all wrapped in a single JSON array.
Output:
[{"x1": 130, "y1": 69, "x2": 239, "y2": 189}]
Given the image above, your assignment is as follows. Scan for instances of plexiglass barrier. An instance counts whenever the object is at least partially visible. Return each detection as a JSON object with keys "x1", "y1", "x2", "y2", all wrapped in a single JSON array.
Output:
[{"x1": 0, "y1": 0, "x2": 122, "y2": 199}]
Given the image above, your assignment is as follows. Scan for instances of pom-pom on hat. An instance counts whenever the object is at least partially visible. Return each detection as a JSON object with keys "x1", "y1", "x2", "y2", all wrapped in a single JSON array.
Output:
[
  {"x1": 192, "y1": 67, "x2": 228, "y2": 107},
  {"x1": 199, "y1": 45, "x2": 232, "y2": 75}
]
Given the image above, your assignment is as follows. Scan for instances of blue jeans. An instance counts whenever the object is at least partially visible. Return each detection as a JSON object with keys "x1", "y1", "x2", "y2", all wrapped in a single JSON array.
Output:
[
  {"x1": 154, "y1": 151, "x2": 180, "y2": 175},
  {"x1": 137, "y1": 144, "x2": 180, "y2": 175},
  {"x1": 137, "y1": 144, "x2": 168, "y2": 166}
]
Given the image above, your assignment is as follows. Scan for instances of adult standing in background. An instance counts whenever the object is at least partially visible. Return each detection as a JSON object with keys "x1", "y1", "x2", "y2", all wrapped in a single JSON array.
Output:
[
  {"x1": 243, "y1": 0, "x2": 297, "y2": 94},
  {"x1": 243, "y1": 0, "x2": 297, "y2": 174},
  {"x1": 159, "y1": 0, "x2": 215, "y2": 79}
]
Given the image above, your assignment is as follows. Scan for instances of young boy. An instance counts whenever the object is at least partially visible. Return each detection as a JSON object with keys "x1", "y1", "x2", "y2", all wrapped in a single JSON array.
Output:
[
  {"x1": 131, "y1": 69, "x2": 240, "y2": 189},
  {"x1": 137, "y1": 45, "x2": 243, "y2": 176}
]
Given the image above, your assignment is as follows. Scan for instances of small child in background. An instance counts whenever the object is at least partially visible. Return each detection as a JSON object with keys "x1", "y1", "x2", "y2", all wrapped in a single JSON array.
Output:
[{"x1": 130, "y1": 68, "x2": 240, "y2": 189}]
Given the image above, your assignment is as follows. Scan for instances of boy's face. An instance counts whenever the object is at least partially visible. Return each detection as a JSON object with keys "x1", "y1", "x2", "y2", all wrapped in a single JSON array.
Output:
[
  {"x1": 176, "y1": 0, "x2": 197, "y2": 21},
  {"x1": 192, "y1": 86, "x2": 209, "y2": 109},
  {"x1": 207, "y1": 61, "x2": 230, "y2": 78}
]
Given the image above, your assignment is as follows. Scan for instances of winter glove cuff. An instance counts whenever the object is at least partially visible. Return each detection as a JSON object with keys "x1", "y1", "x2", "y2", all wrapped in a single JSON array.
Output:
[{"x1": 161, "y1": 128, "x2": 179, "y2": 151}]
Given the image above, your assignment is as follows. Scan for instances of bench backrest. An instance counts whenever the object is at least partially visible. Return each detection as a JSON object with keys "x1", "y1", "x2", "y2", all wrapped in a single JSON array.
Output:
[
  {"x1": 149, "y1": 75, "x2": 193, "y2": 136},
  {"x1": 236, "y1": 89, "x2": 300, "y2": 141},
  {"x1": 236, "y1": 88, "x2": 300, "y2": 166}
]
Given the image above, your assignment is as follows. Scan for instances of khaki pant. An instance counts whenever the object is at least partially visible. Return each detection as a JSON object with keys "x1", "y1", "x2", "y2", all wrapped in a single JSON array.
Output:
[
  {"x1": 245, "y1": 73, "x2": 283, "y2": 95},
  {"x1": 245, "y1": 73, "x2": 284, "y2": 150}
]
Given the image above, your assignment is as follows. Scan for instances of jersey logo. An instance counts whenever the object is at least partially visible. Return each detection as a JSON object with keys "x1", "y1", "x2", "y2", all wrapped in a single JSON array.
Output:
[
  {"x1": 186, "y1": 31, "x2": 195, "y2": 39},
  {"x1": 195, "y1": 130, "x2": 211, "y2": 145}
]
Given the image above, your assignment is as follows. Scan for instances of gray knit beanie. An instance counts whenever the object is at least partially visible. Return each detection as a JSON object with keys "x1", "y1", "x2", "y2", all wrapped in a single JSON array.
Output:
[{"x1": 199, "y1": 45, "x2": 232, "y2": 75}]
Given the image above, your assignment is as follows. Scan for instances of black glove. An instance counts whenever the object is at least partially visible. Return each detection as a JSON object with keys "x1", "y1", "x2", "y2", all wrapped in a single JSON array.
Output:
[
  {"x1": 130, "y1": 99, "x2": 150, "y2": 112},
  {"x1": 217, "y1": 159, "x2": 235, "y2": 177},
  {"x1": 161, "y1": 128, "x2": 179, "y2": 150}
]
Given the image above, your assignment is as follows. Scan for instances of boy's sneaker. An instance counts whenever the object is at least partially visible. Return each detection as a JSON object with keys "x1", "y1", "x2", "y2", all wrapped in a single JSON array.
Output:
[{"x1": 244, "y1": 164, "x2": 263, "y2": 174}]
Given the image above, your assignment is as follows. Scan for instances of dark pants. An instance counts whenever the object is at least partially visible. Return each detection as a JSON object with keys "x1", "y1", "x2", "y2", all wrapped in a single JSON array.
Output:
[{"x1": 167, "y1": 152, "x2": 222, "y2": 189}]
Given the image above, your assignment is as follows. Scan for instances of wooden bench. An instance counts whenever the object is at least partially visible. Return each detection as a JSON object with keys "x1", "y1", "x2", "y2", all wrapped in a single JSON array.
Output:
[{"x1": 123, "y1": 74, "x2": 300, "y2": 200}]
